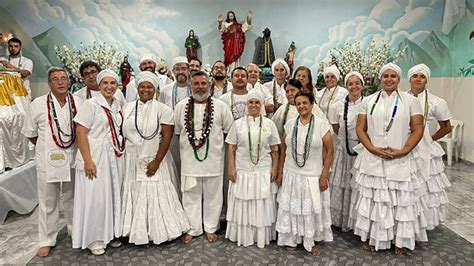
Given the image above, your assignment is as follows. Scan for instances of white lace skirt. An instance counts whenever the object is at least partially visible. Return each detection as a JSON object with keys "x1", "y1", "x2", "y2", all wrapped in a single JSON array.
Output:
[
  {"x1": 329, "y1": 144, "x2": 356, "y2": 231},
  {"x1": 121, "y1": 153, "x2": 190, "y2": 245},
  {"x1": 225, "y1": 169, "x2": 277, "y2": 248},
  {"x1": 348, "y1": 152, "x2": 429, "y2": 251},
  {"x1": 276, "y1": 170, "x2": 333, "y2": 252}
]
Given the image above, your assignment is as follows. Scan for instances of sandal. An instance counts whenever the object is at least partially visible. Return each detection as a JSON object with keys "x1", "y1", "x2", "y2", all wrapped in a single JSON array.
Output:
[{"x1": 91, "y1": 247, "x2": 105, "y2": 256}]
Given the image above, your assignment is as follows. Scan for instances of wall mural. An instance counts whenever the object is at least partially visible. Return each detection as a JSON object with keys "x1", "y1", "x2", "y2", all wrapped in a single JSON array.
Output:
[{"x1": 0, "y1": 0, "x2": 472, "y2": 82}]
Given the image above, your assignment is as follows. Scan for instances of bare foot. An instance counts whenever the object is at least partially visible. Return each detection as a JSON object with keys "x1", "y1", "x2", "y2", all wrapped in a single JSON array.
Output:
[
  {"x1": 286, "y1": 246, "x2": 297, "y2": 251},
  {"x1": 36, "y1": 246, "x2": 51, "y2": 257},
  {"x1": 310, "y1": 246, "x2": 321, "y2": 256},
  {"x1": 181, "y1": 234, "x2": 193, "y2": 244},
  {"x1": 362, "y1": 242, "x2": 375, "y2": 252},
  {"x1": 394, "y1": 247, "x2": 406, "y2": 256},
  {"x1": 206, "y1": 232, "x2": 218, "y2": 242}
]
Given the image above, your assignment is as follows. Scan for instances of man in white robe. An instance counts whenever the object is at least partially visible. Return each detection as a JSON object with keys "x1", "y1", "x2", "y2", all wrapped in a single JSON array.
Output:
[
  {"x1": 125, "y1": 54, "x2": 172, "y2": 103},
  {"x1": 175, "y1": 70, "x2": 234, "y2": 243},
  {"x1": 0, "y1": 37, "x2": 33, "y2": 98},
  {"x1": 159, "y1": 56, "x2": 192, "y2": 109},
  {"x1": 22, "y1": 67, "x2": 83, "y2": 257},
  {"x1": 74, "y1": 60, "x2": 125, "y2": 104}
]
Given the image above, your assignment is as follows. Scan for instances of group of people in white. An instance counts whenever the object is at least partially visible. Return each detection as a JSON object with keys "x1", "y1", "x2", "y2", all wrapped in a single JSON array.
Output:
[{"x1": 20, "y1": 49, "x2": 452, "y2": 257}]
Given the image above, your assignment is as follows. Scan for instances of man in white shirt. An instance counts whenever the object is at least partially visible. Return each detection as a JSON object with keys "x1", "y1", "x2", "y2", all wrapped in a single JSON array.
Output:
[
  {"x1": 160, "y1": 56, "x2": 192, "y2": 110},
  {"x1": 175, "y1": 70, "x2": 234, "y2": 244},
  {"x1": 210, "y1": 60, "x2": 229, "y2": 99},
  {"x1": 22, "y1": 67, "x2": 83, "y2": 257},
  {"x1": 0, "y1": 37, "x2": 33, "y2": 97},
  {"x1": 74, "y1": 61, "x2": 125, "y2": 105},
  {"x1": 125, "y1": 54, "x2": 172, "y2": 102}
]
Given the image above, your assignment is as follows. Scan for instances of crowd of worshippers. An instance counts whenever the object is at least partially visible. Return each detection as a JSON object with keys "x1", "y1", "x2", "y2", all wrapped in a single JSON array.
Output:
[{"x1": 16, "y1": 38, "x2": 452, "y2": 257}]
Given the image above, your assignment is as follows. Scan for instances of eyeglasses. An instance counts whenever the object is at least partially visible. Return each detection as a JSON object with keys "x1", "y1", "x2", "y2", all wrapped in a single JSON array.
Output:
[
  {"x1": 50, "y1": 77, "x2": 69, "y2": 84},
  {"x1": 83, "y1": 70, "x2": 98, "y2": 78}
]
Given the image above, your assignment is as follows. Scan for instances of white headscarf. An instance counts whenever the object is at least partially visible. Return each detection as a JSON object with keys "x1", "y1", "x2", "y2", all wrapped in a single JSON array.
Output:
[
  {"x1": 173, "y1": 56, "x2": 188, "y2": 66},
  {"x1": 96, "y1": 69, "x2": 119, "y2": 85},
  {"x1": 378, "y1": 62, "x2": 402, "y2": 79},
  {"x1": 344, "y1": 71, "x2": 365, "y2": 87},
  {"x1": 135, "y1": 71, "x2": 160, "y2": 92},
  {"x1": 271, "y1": 59, "x2": 290, "y2": 77},
  {"x1": 408, "y1": 63, "x2": 431, "y2": 81},
  {"x1": 139, "y1": 54, "x2": 156, "y2": 64},
  {"x1": 322, "y1": 65, "x2": 341, "y2": 80},
  {"x1": 245, "y1": 90, "x2": 264, "y2": 115}
]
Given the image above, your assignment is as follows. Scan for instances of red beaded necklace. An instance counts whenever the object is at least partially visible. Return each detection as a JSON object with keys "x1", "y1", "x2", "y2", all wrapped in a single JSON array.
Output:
[
  {"x1": 102, "y1": 106, "x2": 125, "y2": 157},
  {"x1": 46, "y1": 92, "x2": 77, "y2": 149}
]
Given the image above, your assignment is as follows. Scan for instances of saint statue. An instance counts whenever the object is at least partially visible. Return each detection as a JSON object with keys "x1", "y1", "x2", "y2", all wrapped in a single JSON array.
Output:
[
  {"x1": 120, "y1": 55, "x2": 134, "y2": 95},
  {"x1": 253, "y1": 27, "x2": 275, "y2": 68},
  {"x1": 285, "y1": 41, "x2": 296, "y2": 76},
  {"x1": 185, "y1": 29, "x2": 201, "y2": 61},
  {"x1": 218, "y1": 10, "x2": 252, "y2": 69}
]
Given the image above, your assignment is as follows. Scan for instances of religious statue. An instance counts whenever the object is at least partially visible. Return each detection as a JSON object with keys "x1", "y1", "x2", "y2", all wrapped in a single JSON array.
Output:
[
  {"x1": 120, "y1": 55, "x2": 134, "y2": 95},
  {"x1": 185, "y1": 29, "x2": 201, "y2": 61},
  {"x1": 0, "y1": 33, "x2": 7, "y2": 58},
  {"x1": 285, "y1": 41, "x2": 296, "y2": 75},
  {"x1": 253, "y1": 27, "x2": 275, "y2": 68},
  {"x1": 217, "y1": 10, "x2": 252, "y2": 69}
]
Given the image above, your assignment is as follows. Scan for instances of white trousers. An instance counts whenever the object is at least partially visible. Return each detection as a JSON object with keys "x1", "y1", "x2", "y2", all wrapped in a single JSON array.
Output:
[
  {"x1": 37, "y1": 170, "x2": 74, "y2": 247},
  {"x1": 182, "y1": 175, "x2": 223, "y2": 236}
]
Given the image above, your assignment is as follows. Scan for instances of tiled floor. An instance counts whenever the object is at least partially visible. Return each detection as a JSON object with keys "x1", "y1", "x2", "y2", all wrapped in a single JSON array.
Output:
[{"x1": 0, "y1": 160, "x2": 473, "y2": 265}]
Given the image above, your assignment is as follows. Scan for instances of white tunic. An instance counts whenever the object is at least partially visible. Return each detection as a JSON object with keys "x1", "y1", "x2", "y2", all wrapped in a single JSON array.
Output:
[
  {"x1": 72, "y1": 93, "x2": 125, "y2": 249},
  {"x1": 120, "y1": 99, "x2": 190, "y2": 245},
  {"x1": 174, "y1": 97, "x2": 234, "y2": 178},
  {"x1": 272, "y1": 103, "x2": 327, "y2": 140},
  {"x1": 316, "y1": 85, "x2": 348, "y2": 116},
  {"x1": 159, "y1": 82, "x2": 190, "y2": 110},
  {"x1": 0, "y1": 55, "x2": 33, "y2": 95},
  {"x1": 263, "y1": 79, "x2": 288, "y2": 107}
]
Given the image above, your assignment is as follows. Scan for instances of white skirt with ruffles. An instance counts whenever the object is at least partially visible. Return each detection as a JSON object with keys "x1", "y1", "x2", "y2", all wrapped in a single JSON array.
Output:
[
  {"x1": 276, "y1": 169, "x2": 333, "y2": 252},
  {"x1": 225, "y1": 169, "x2": 278, "y2": 248}
]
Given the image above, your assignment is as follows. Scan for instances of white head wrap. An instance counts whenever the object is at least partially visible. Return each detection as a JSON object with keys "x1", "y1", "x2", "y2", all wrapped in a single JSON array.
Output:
[
  {"x1": 139, "y1": 54, "x2": 156, "y2": 64},
  {"x1": 271, "y1": 59, "x2": 290, "y2": 77},
  {"x1": 344, "y1": 71, "x2": 365, "y2": 87},
  {"x1": 408, "y1": 63, "x2": 431, "y2": 81},
  {"x1": 245, "y1": 90, "x2": 264, "y2": 115},
  {"x1": 322, "y1": 65, "x2": 341, "y2": 80},
  {"x1": 378, "y1": 62, "x2": 402, "y2": 79},
  {"x1": 135, "y1": 71, "x2": 160, "y2": 91},
  {"x1": 96, "y1": 69, "x2": 119, "y2": 85},
  {"x1": 173, "y1": 56, "x2": 188, "y2": 66}
]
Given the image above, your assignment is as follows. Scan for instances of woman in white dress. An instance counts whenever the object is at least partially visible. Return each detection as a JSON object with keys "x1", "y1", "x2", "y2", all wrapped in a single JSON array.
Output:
[
  {"x1": 73, "y1": 70, "x2": 125, "y2": 255},
  {"x1": 121, "y1": 71, "x2": 190, "y2": 247},
  {"x1": 276, "y1": 90, "x2": 334, "y2": 256},
  {"x1": 408, "y1": 64, "x2": 451, "y2": 230},
  {"x1": 328, "y1": 71, "x2": 364, "y2": 232},
  {"x1": 349, "y1": 63, "x2": 428, "y2": 255},
  {"x1": 225, "y1": 90, "x2": 280, "y2": 248}
]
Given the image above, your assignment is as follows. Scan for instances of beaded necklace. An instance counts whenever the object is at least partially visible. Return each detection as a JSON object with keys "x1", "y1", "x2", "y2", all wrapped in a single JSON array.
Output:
[
  {"x1": 184, "y1": 96, "x2": 214, "y2": 161},
  {"x1": 272, "y1": 80, "x2": 286, "y2": 112},
  {"x1": 134, "y1": 100, "x2": 160, "y2": 140},
  {"x1": 247, "y1": 115, "x2": 263, "y2": 165},
  {"x1": 319, "y1": 86, "x2": 338, "y2": 115},
  {"x1": 172, "y1": 83, "x2": 190, "y2": 109},
  {"x1": 102, "y1": 106, "x2": 125, "y2": 157},
  {"x1": 343, "y1": 95, "x2": 362, "y2": 156},
  {"x1": 46, "y1": 92, "x2": 77, "y2": 149},
  {"x1": 291, "y1": 114, "x2": 314, "y2": 167},
  {"x1": 422, "y1": 90, "x2": 429, "y2": 127},
  {"x1": 210, "y1": 80, "x2": 227, "y2": 97},
  {"x1": 369, "y1": 90, "x2": 400, "y2": 132}
]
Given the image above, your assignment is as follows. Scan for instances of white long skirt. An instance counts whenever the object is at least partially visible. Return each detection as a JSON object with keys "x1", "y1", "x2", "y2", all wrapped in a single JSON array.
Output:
[
  {"x1": 225, "y1": 169, "x2": 277, "y2": 248},
  {"x1": 121, "y1": 152, "x2": 190, "y2": 245},
  {"x1": 72, "y1": 146, "x2": 124, "y2": 249},
  {"x1": 348, "y1": 152, "x2": 429, "y2": 251},
  {"x1": 329, "y1": 144, "x2": 356, "y2": 231},
  {"x1": 276, "y1": 170, "x2": 333, "y2": 252}
]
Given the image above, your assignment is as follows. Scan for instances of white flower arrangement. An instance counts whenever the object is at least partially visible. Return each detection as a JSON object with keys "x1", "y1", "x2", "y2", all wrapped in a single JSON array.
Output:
[
  {"x1": 55, "y1": 42, "x2": 126, "y2": 81},
  {"x1": 329, "y1": 39, "x2": 407, "y2": 94}
]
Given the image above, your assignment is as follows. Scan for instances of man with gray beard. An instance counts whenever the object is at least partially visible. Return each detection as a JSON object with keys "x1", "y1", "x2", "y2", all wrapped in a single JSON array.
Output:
[{"x1": 174, "y1": 71, "x2": 234, "y2": 244}]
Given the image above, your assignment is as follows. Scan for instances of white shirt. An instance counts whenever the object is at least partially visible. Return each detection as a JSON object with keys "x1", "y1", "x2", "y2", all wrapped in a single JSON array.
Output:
[
  {"x1": 316, "y1": 85, "x2": 348, "y2": 116},
  {"x1": 225, "y1": 115, "x2": 280, "y2": 171},
  {"x1": 272, "y1": 103, "x2": 327, "y2": 140},
  {"x1": 74, "y1": 86, "x2": 125, "y2": 106},
  {"x1": 283, "y1": 116, "x2": 331, "y2": 176},
  {"x1": 174, "y1": 97, "x2": 234, "y2": 177},
  {"x1": 1, "y1": 55, "x2": 33, "y2": 94},
  {"x1": 328, "y1": 97, "x2": 363, "y2": 142},
  {"x1": 22, "y1": 93, "x2": 83, "y2": 172},
  {"x1": 411, "y1": 89, "x2": 452, "y2": 135},
  {"x1": 263, "y1": 79, "x2": 288, "y2": 106},
  {"x1": 159, "y1": 82, "x2": 190, "y2": 110}
]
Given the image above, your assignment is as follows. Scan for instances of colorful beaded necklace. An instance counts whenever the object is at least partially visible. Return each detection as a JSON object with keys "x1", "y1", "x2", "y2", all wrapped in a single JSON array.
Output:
[
  {"x1": 46, "y1": 92, "x2": 77, "y2": 149},
  {"x1": 369, "y1": 90, "x2": 400, "y2": 132},
  {"x1": 102, "y1": 107, "x2": 125, "y2": 157},
  {"x1": 184, "y1": 96, "x2": 214, "y2": 161}
]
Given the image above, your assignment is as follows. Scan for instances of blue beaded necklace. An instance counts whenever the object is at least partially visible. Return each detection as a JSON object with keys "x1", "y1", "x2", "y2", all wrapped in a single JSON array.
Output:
[
  {"x1": 369, "y1": 90, "x2": 400, "y2": 132},
  {"x1": 172, "y1": 82, "x2": 190, "y2": 109}
]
